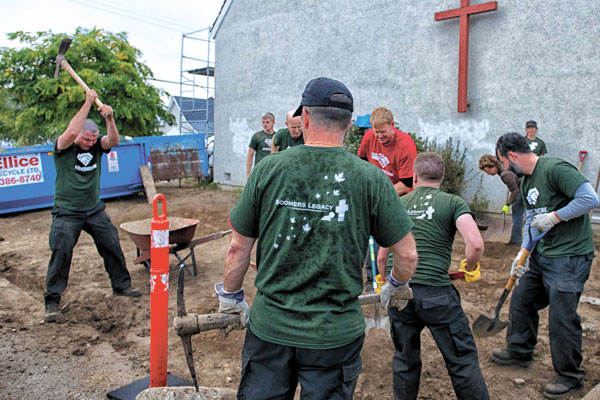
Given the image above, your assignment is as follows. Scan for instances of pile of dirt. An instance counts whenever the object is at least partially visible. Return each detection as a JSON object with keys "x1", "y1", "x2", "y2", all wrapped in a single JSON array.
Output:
[{"x1": 0, "y1": 182, "x2": 599, "y2": 399}]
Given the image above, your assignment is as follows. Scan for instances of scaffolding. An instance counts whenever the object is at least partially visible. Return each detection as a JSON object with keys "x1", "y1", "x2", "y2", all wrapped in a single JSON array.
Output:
[{"x1": 179, "y1": 28, "x2": 214, "y2": 136}]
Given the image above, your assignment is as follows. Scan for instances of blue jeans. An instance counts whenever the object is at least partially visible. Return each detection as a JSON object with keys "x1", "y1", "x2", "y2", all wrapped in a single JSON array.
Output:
[
  {"x1": 506, "y1": 251, "x2": 593, "y2": 386},
  {"x1": 509, "y1": 194, "x2": 525, "y2": 245},
  {"x1": 389, "y1": 284, "x2": 489, "y2": 400},
  {"x1": 237, "y1": 329, "x2": 364, "y2": 400}
]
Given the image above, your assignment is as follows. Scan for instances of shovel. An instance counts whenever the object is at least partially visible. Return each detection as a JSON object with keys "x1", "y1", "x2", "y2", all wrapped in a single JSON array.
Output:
[
  {"x1": 364, "y1": 237, "x2": 390, "y2": 335},
  {"x1": 472, "y1": 227, "x2": 547, "y2": 338}
]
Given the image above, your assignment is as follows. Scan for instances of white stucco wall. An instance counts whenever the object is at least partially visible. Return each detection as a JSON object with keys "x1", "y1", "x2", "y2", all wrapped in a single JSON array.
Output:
[{"x1": 212, "y1": 0, "x2": 600, "y2": 209}]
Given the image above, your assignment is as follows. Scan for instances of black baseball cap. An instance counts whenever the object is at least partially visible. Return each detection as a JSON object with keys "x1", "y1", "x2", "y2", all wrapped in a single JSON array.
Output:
[
  {"x1": 525, "y1": 120, "x2": 537, "y2": 128},
  {"x1": 293, "y1": 77, "x2": 354, "y2": 117}
]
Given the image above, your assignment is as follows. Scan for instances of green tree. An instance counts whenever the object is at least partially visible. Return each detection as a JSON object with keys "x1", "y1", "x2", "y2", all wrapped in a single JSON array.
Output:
[{"x1": 0, "y1": 28, "x2": 174, "y2": 146}]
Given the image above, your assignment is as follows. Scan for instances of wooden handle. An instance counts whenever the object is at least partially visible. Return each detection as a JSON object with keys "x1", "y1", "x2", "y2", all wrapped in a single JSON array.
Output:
[{"x1": 59, "y1": 59, "x2": 110, "y2": 116}]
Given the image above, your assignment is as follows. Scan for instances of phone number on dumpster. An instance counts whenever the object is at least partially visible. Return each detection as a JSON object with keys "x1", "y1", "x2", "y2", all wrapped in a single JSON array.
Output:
[{"x1": 0, "y1": 153, "x2": 45, "y2": 188}]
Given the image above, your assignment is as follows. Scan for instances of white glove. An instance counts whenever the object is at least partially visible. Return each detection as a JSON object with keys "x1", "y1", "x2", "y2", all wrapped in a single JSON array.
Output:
[
  {"x1": 532, "y1": 212, "x2": 560, "y2": 232},
  {"x1": 215, "y1": 283, "x2": 249, "y2": 328},
  {"x1": 380, "y1": 276, "x2": 412, "y2": 311},
  {"x1": 510, "y1": 250, "x2": 530, "y2": 280}
]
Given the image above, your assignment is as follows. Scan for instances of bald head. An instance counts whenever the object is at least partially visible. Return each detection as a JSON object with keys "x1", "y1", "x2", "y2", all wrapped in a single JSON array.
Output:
[{"x1": 286, "y1": 109, "x2": 303, "y2": 139}]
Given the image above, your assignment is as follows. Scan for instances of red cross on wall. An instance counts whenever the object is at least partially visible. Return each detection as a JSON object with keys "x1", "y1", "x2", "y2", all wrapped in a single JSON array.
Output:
[{"x1": 435, "y1": 1, "x2": 497, "y2": 113}]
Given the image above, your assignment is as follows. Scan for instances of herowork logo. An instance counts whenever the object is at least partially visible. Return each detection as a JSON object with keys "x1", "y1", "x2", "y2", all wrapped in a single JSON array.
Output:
[
  {"x1": 77, "y1": 153, "x2": 93, "y2": 166},
  {"x1": 527, "y1": 188, "x2": 539, "y2": 206}
]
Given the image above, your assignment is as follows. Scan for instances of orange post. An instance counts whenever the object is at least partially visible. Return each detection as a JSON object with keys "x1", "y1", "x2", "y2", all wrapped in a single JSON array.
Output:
[{"x1": 150, "y1": 194, "x2": 170, "y2": 387}]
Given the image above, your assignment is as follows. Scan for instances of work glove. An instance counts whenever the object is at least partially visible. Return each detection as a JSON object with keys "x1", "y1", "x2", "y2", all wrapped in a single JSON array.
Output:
[
  {"x1": 380, "y1": 275, "x2": 412, "y2": 311},
  {"x1": 215, "y1": 283, "x2": 249, "y2": 330},
  {"x1": 458, "y1": 259, "x2": 481, "y2": 282},
  {"x1": 532, "y1": 211, "x2": 561, "y2": 232},
  {"x1": 510, "y1": 250, "x2": 530, "y2": 282},
  {"x1": 501, "y1": 204, "x2": 510, "y2": 215}
]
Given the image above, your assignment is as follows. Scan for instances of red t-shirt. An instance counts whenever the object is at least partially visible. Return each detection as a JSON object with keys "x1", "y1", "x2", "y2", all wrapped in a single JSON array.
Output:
[{"x1": 357, "y1": 128, "x2": 417, "y2": 185}]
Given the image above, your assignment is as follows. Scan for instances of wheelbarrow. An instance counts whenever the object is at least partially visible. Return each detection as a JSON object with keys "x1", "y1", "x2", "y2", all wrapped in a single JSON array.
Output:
[{"x1": 120, "y1": 217, "x2": 231, "y2": 276}]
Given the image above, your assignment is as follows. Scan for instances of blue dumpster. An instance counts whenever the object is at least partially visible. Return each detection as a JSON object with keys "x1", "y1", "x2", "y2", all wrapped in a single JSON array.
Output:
[{"x1": 0, "y1": 133, "x2": 208, "y2": 215}]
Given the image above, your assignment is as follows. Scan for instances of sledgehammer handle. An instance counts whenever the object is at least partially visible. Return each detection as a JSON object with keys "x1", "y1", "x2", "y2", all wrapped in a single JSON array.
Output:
[{"x1": 59, "y1": 59, "x2": 111, "y2": 116}]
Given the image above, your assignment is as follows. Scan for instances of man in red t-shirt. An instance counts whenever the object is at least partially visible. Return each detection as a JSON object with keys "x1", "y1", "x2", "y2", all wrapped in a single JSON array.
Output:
[
  {"x1": 357, "y1": 107, "x2": 417, "y2": 196},
  {"x1": 358, "y1": 107, "x2": 417, "y2": 291}
]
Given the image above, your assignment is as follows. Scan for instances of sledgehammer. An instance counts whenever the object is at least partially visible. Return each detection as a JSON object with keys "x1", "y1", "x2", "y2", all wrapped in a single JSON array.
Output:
[{"x1": 54, "y1": 38, "x2": 111, "y2": 117}]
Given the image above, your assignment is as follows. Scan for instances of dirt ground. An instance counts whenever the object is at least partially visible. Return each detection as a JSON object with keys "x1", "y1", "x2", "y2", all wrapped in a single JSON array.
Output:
[{"x1": 1, "y1": 182, "x2": 599, "y2": 399}]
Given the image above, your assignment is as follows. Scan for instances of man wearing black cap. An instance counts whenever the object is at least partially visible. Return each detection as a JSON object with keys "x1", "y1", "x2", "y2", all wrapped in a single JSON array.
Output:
[
  {"x1": 216, "y1": 77, "x2": 417, "y2": 399},
  {"x1": 524, "y1": 120, "x2": 548, "y2": 157}
]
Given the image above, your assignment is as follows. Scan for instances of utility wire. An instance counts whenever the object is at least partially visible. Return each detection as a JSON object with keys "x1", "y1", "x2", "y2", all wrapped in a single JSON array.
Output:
[
  {"x1": 66, "y1": 0, "x2": 195, "y2": 32},
  {"x1": 81, "y1": 0, "x2": 196, "y2": 30}
]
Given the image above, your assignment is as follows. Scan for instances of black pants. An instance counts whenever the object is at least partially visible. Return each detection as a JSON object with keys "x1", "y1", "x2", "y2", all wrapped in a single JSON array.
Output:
[
  {"x1": 388, "y1": 284, "x2": 489, "y2": 400},
  {"x1": 237, "y1": 328, "x2": 364, "y2": 400},
  {"x1": 506, "y1": 251, "x2": 592, "y2": 387},
  {"x1": 44, "y1": 201, "x2": 131, "y2": 307}
]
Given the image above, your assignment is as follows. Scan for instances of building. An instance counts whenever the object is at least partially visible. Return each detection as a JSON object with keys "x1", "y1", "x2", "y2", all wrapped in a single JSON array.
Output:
[
  {"x1": 210, "y1": 0, "x2": 600, "y2": 209},
  {"x1": 160, "y1": 96, "x2": 214, "y2": 136}
]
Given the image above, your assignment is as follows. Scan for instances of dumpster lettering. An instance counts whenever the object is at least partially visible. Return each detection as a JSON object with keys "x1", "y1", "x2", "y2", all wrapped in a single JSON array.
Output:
[{"x1": 0, "y1": 153, "x2": 44, "y2": 188}]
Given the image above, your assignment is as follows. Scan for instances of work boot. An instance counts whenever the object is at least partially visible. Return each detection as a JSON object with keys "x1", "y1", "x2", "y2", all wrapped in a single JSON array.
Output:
[
  {"x1": 113, "y1": 287, "x2": 141, "y2": 297},
  {"x1": 44, "y1": 303, "x2": 59, "y2": 323},
  {"x1": 490, "y1": 348, "x2": 532, "y2": 367},
  {"x1": 543, "y1": 379, "x2": 584, "y2": 399}
]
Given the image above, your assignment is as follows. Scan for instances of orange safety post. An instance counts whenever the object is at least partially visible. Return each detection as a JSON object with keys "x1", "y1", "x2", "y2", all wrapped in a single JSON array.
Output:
[{"x1": 150, "y1": 194, "x2": 170, "y2": 388}]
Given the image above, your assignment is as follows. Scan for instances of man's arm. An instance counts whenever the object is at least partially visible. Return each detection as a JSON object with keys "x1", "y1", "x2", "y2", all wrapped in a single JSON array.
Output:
[
  {"x1": 456, "y1": 214, "x2": 484, "y2": 270},
  {"x1": 223, "y1": 230, "x2": 256, "y2": 292},
  {"x1": 246, "y1": 148, "x2": 255, "y2": 178},
  {"x1": 100, "y1": 104, "x2": 118, "y2": 150},
  {"x1": 377, "y1": 246, "x2": 390, "y2": 277},
  {"x1": 388, "y1": 232, "x2": 418, "y2": 282},
  {"x1": 393, "y1": 180, "x2": 411, "y2": 196},
  {"x1": 56, "y1": 90, "x2": 97, "y2": 150},
  {"x1": 271, "y1": 142, "x2": 280, "y2": 153}
]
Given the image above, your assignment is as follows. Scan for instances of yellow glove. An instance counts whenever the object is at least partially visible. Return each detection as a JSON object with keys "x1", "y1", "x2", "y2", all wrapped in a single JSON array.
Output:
[
  {"x1": 375, "y1": 274, "x2": 386, "y2": 294},
  {"x1": 459, "y1": 259, "x2": 481, "y2": 282},
  {"x1": 501, "y1": 204, "x2": 510, "y2": 214}
]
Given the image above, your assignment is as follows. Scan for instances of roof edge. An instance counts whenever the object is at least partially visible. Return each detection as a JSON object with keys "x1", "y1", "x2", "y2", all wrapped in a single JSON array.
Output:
[{"x1": 210, "y1": 0, "x2": 232, "y2": 39}]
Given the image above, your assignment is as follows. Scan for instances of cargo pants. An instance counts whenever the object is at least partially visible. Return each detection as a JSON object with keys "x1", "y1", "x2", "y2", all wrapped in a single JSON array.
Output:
[{"x1": 44, "y1": 201, "x2": 132, "y2": 307}]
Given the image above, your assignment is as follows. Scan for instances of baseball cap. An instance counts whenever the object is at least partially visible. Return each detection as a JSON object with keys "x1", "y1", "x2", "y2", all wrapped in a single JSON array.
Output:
[
  {"x1": 525, "y1": 120, "x2": 537, "y2": 128},
  {"x1": 293, "y1": 77, "x2": 354, "y2": 117}
]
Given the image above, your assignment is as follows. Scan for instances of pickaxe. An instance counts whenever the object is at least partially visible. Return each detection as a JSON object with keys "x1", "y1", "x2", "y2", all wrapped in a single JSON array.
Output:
[{"x1": 54, "y1": 38, "x2": 111, "y2": 117}]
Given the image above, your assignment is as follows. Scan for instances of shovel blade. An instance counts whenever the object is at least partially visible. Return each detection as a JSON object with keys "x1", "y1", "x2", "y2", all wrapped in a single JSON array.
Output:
[
  {"x1": 364, "y1": 316, "x2": 376, "y2": 336},
  {"x1": 472, "y1": 313, "x2": 510, "y2": 338}
]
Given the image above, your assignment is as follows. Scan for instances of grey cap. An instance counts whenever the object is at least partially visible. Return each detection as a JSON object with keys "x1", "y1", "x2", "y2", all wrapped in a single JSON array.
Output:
[{"x1": 525, "y1": 120, "x2": 537, "y2": 128}]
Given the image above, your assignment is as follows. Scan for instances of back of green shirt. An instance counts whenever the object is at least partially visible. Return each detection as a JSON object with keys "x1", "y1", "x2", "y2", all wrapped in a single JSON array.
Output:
[
  {"x1": 248, "y1": 130, "x2": 274, "y2": 165},
  {"x1": 273, "y1": 128, "x2": 304, "y2": 151},
  {"x1": 230, "y1": 145, "x2": 412, "y2": 349},
  {"x1": 53, "y1": 138, "x2": 108, "y2": 211},
  {"x1": 521, "y1": 157, "x2": 593, "y2": 257},
  {"x1": 388, "y1": 186, "x2": 471, "y2": 286}
]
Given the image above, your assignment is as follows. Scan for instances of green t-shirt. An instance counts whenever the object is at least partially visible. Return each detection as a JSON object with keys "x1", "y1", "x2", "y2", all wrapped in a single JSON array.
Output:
[
  {"x1": 525, "y1": 136, "x2": 548, "y2": 156},
  {"x1": 521, "y1": 157, "x2": 593, "y2": 257},
  {"x1": 248, "y1": 130, "x2": 274, "y2": 165},
  {"x1": 53, "y1": 138, "x2": 109, "y2": 211},
  {"x1": 230, "y1": 145, "x2": 413, "y2": 349},
  {"x1": 273, "y1": 128, "x2": 304, "y2": 151},
  {"x1": 387, "y1": 186, "x2": 471, "y2": 286}
]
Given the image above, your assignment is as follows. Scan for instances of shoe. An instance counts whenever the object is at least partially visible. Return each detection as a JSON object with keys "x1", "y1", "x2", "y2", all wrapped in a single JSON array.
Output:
[
  {"x1": 543, "y1": 379, "x2": 584, "y2": 399},
  {"x1": 489, "y1": 348, "x2": 532, "y2": 367},
  {"x1": 113, "y1": 287, "x2": 141, "y2": 297},
  {"x1": 44, "y1": 303, "x2": 59, "y2": 323}
]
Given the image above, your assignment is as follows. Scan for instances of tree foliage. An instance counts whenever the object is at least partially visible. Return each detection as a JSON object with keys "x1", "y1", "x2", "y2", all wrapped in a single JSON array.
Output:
[{"x1": 0, "y1": 28, "x2": 175, "y2": 145}]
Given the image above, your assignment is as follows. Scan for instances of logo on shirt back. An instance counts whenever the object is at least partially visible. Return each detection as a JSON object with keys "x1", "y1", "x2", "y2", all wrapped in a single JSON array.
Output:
[
  {"x1": 526, "y1": 188, "x2": 539, "y2": 206},
  {"x1": 371, "y1": 152, "x2": 390, "y2": 168}
]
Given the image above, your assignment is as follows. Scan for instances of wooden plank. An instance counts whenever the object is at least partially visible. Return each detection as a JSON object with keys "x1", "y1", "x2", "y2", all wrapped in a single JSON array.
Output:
[{"x1": 139, "y1": 165, "x2": 157, "y2": 204}]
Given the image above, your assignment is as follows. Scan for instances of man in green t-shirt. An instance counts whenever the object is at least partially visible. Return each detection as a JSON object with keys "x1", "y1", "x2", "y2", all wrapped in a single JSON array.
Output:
[
  {"x1": 216, "y1": 77, "x2": 417, "y2": 399},
  {"x1": 386, "y1": 152, "x2": 489, "y2": 399},
  {"x1": 491, "y1": 132, "x2": 598, "y2": 399},
  {"x1": 271, "y1": 110, "x2": 304, "y2": 153},
  {"x1": 44, "y1": 90, "x2": 140, "y2": 324},
  {"x1": 524, "y1": 120, "x2": 548, "y2": 156},
  {"x1": 246, "y1": 112, "x2": 275, "y2": 177}
]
